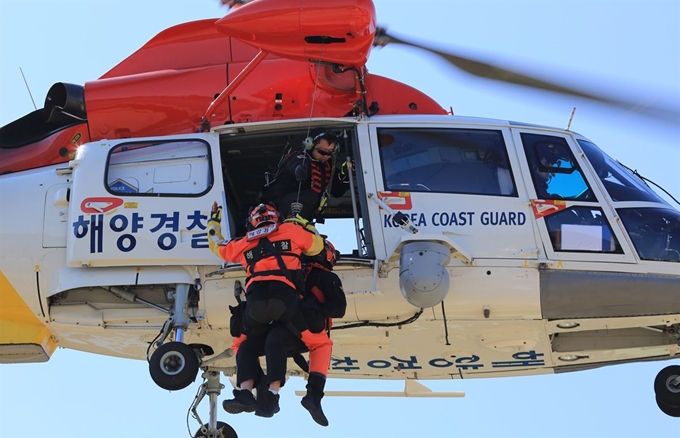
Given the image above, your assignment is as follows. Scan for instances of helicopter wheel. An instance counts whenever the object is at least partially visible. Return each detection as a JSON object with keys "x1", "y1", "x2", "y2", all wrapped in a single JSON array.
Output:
[
  {"x1": 193, "y1": 421, "x2": 238, "y2": 438},
  {"x1": 656, "y1": 396, "x2": 680, "y2": 418},
  {"x1": 149, "y1": 341, "x2": 199, "y2": 391},
  {"x1": 654, "y1": 365, "x2": 680, "y2": 406}
]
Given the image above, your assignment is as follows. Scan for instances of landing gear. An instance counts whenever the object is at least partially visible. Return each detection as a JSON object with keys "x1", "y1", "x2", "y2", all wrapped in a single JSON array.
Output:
[
  {"x1": 148, "y1": 283, "x2": 200, "y2": 390},
  {"x1": 654, "y1": 365, "x2": 680, "y2": 418},
  {"x1": 194, "y1": 421, "x2": 237, "y2": 438},
  {"x1": 149, "y1": 341, "x2": 199, "y2": 391},
  {"x1": 190, "y1": 349, "x2": 239, "y2": 438},
  {"x1": 141, "y1": 282, "x2": 239, "y2": 435}
]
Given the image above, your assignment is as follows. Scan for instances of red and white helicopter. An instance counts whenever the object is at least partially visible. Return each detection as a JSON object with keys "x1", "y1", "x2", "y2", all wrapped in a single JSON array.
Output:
[{"x1": 1, "y1": 1, "x2": 679, "y2": 437}]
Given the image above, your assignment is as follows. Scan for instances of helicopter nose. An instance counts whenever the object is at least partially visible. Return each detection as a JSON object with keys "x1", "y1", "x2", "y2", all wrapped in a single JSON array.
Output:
[{"x1": 214, "y1": 0, "x2": 376, "y2": 67}]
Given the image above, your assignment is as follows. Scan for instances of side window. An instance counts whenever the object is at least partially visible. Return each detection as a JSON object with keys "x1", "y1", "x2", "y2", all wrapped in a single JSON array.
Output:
[
  {"x1": 106, "y1": 140, "x2": 212, "y2": 196},
  {"x1": 521, "y1": 133, "x2": 594, "y2": 201},
  {"x1": 545, "y1": 207, "x2": 623, "y2": 253},
  {"x1": 378, "y1": 128, "x2": 517, "y2": 196}
]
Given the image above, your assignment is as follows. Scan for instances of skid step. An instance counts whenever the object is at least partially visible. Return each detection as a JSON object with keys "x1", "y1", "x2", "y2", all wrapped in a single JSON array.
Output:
[{"x1": 295, "y1": 380, "x2": 465, "y2": 398}]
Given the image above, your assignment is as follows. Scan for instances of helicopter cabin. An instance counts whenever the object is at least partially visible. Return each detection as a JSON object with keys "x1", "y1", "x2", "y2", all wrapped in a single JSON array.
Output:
[{"x1": 56, "y1": 115, "x2": 678, "y2": 311}]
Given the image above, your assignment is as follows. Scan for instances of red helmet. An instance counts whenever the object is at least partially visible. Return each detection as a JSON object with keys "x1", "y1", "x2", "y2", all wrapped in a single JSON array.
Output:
[
  {"x1": 324, "y1": 240, "x2": 339, "y2": 267},
  {"x1": 247, "y1": 203, "x2": 280, "y2": 230}
]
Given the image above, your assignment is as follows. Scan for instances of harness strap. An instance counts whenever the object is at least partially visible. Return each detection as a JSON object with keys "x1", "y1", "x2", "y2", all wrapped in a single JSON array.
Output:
[{"x1": 246, "y1": 238, "x2": 304, "y2": 290}]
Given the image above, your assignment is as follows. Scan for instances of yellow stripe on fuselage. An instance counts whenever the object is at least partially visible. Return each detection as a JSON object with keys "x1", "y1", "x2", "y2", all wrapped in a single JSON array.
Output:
[{"x1": 0, "y1": 269, "x2": 56, "y2": 362}]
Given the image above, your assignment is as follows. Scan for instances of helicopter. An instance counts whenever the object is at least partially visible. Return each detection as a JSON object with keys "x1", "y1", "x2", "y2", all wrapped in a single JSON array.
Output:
[{"x1": 3, "y1": 0, "x2": 677, "y2": 438}]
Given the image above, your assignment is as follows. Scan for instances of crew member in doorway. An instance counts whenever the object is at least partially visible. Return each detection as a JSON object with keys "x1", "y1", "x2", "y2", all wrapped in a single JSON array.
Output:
[{"x1": 261, "y1": 130, "x2": 351, "y2": 222}]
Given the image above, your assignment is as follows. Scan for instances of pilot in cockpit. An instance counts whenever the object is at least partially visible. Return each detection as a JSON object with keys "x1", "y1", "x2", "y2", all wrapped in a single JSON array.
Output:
[{"x1": 530, "y1": 142, "x2": 564, "y2": 200}]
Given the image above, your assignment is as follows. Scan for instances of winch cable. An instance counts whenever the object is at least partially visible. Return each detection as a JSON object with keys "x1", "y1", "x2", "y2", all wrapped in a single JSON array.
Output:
[{"x1": 292, "y1": 43, "x2": 325, "y2": 217}]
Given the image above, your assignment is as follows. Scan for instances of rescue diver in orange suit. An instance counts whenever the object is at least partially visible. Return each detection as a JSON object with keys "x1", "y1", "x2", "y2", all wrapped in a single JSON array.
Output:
[
  {"x1": 227, "y1": 239, "x2": 346, "y2": 426},
  {"x1": 261, "y1": 131, "x2": 351, "y2": 221},
  {"x1": 206, "y1": 202, "x2": 329, "y2": 417}
]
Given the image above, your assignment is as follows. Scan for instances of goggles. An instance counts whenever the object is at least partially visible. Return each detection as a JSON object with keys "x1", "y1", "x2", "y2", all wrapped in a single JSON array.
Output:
[{"x1": 314, "y1": 147, "x2": 334, "y2": 157}]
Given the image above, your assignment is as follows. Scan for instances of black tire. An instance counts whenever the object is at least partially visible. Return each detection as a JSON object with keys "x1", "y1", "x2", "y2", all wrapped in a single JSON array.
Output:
[
  {"x1": 654, "y1": 365, "x2": 680, "y2": 405},
  {"x1": 193, "y1": 421, "x2": 238, "y2": 438},
  {"x1": 656, "y1": 395, "x2": 680, "y2": 418},
  {"x1": 149, "y1": 341, "x2": 199, "y2": 391}
]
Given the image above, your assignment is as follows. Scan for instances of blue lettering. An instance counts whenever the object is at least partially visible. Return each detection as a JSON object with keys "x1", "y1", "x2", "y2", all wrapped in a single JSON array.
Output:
[
  {"x1": 383, "y1": 214, "x2": 394, "y2": 228},
  {"x1": 150, "y1": 212, "x2": 180, "y2": 233},
  {"x1": 413, "y1": 213, "x2": 426, "y2": 227},
  {"x1": 90, "y1": 214, "x2": 104, "y2": 253},
  {"x1": 130, "y1": 213, "x2": 144, "y2": 232},
  {"x1": 432, "y1": 212, "x2": 441, "y2": 226},
  {"x1": 117, "y1": 235, "x2": 136, "y2": 252},
  {"x1": 72, "y1": 215, "x2": 89, "y2": 239},
  {"x1": 186, "y1": 210, "x2": 207, "y2": 231},
  {"x1": 431, "y1": 212, "x2": 475, "y2": 227},
  {"x1": 429, "y1": 357, "x2": 455, "y2": 368},
  {"x1": 480, "y1": 211, "x2": 524, "y2": 226},
  {"x1": 110, "y1": 215, "x2": 128, "y2": 232},
  {"x1": 157, "y1": 233, "x2": 177, "y2": 251},
  {"x1": 191, "y1": 234, "x2": 209, "y2": 249},
  {"x1": 499, "y1": 212, "x2": 508, "y2": 225},
  {"x1": 367, "y1": 360, "x2": 391, "y2": 369},
  {"x1": 467, "y1": 212, "x2": 475, "y2": 225},
  {"x1": 331, "y1": 356, "x2": 360, "y2": 372}
]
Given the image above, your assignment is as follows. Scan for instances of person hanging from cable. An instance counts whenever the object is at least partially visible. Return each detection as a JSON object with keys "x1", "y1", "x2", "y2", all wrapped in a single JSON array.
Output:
[
  {"x1": 225, "y1": 239, "x2": 345, "y2": 425},
  {"x1": 206, "y1": 201, "x2": 332, "y2": 418},
  {"x1": 226, "y1": 238, "x2": 345, "y2": 426},
  {"x1": 261, "y1": 130, "x2": 352, "y2": 222}
]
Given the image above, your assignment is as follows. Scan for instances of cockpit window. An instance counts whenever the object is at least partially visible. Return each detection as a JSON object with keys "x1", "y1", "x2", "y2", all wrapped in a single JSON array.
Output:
[
  {"x1": 378, "y1": 128, "x2": 517, "y2": 196},
  {"x1": 578, "y1": 140, "x2": 668, "y2": 204},
  {"x1": 521, "y1": 133, "x2": 594, "y2": 201},
  {"x1": 618, "y1": 207, "x2": 680, "y2": 262}
]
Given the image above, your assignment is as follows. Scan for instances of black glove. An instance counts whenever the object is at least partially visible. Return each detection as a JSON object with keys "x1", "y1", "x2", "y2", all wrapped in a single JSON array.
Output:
[{"x1": 294, "y1": 164, "x2": 308, "y2": 182}]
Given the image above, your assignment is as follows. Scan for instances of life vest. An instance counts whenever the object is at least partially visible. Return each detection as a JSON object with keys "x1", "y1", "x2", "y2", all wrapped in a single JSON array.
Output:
[{"x1": 218, "y1": 222, "x2": 323, "y2": 290}]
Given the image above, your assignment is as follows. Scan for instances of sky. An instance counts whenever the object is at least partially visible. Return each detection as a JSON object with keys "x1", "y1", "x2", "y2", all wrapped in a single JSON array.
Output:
[{"x1": 0, "y1": 0, "x2": 679, "y2": 437}]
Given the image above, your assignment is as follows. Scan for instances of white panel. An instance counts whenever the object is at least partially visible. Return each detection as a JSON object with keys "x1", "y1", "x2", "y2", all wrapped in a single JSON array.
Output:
[
  {"x1": 66, "y1": 133, "x2": 224, "y2": 267},
  {"x1": 153, "y1": 164, "x2": 191, "y2": 183}
]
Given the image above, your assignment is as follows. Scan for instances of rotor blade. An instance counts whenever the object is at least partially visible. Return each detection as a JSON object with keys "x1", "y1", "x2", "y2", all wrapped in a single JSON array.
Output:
[{"x1": 374, "y1": 29, "x2": 680, "y2": 125}]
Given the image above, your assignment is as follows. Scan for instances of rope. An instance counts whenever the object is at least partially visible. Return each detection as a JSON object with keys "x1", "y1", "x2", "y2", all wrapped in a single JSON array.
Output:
[{"x1": 294, "y1": 42, "x2": 326, "y2": 210}]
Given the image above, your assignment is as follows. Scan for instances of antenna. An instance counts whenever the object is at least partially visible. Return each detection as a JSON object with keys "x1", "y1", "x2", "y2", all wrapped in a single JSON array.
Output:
[
  {"x1": 19, "y1": 67, "x2": 37, "y2": 111},
  {"x1": 566, "y1": 107, "x2": 576, "y2": 130}
]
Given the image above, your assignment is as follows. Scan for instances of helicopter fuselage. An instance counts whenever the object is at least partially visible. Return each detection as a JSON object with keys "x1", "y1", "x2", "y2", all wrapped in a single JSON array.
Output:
[{"x1": 1, "y1": 115, "x2": 678, "y2": 381}]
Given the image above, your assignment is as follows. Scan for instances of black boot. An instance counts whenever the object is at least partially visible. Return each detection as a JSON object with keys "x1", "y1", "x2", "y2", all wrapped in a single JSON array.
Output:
[
  {"x1": 255, "y1": 390, "x2": 280, "y2": 418},
  {"x1": 222, "y1": 389, "x2": 257, "y2": 414},
  {"x1": 301, "y1": 372, "x2": 329, "y2": 426}
]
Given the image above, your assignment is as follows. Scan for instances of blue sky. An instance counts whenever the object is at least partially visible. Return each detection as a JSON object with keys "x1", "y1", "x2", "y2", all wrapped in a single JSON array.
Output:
[{"x1": 0, "y1": 1, "x2": 678, "y2": 437}]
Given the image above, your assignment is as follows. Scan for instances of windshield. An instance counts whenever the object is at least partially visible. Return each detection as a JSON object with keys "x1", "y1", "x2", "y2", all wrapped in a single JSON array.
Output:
[
  {"x1": 578, "y1": 140, "x2": 668, "y2": 204},
  {"x1": 618, "y1": 207, "x2": 680, "y2": 262}
]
